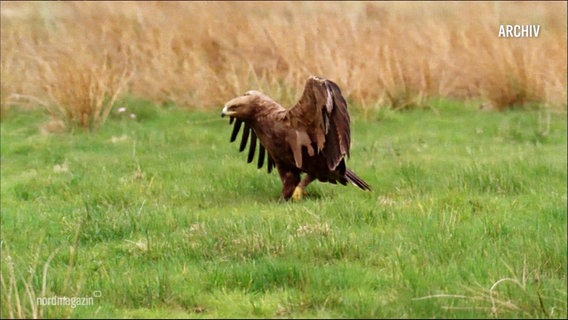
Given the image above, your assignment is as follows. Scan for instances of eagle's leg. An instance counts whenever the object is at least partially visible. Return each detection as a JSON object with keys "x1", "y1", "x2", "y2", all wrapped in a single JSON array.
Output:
[
  {"x1": 277, "y1": 167, "x2": 301, "y2": 201},
  {"x1": 292, "y1": 175, "x2": 315, "y2": 201}
]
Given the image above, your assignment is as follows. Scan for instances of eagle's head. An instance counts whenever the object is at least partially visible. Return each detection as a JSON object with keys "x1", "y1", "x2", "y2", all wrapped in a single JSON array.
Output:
[{"x1": 221, "y1": 90, "x2": 276, "y2": 121}]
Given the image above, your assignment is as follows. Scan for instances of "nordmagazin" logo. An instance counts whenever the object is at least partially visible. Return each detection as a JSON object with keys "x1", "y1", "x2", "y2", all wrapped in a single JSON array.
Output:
[{"x1": 36, "y1": 291, "x2": 101, "y2": 309}]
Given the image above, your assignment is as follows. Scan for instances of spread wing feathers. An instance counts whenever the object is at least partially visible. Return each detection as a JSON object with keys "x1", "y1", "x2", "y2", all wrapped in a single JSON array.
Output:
[
  {"x1": 228, "y1": 118, "x2": 274, "y2": 173},
  {"x1": 288, "y1": 76, "x2": 351, "y2": 171},
  {"x1": 239, "y1": 123, "x2": 250, "y2": 152},
  {"x1": 267, "y1": 155, "x2": 274, "y2": 173},
  {"x1": 230, "y1": 118, "x2": 242, "y2": 142},
  {"x1": 257, "y1": 144, "x2": 275, "y2": 173},
  {"x1": 247, "y1": 129, "x2": 256, "y2": 163},
  {"x1": 257, "y1": 144, "x2": 265, "y2": 168}
]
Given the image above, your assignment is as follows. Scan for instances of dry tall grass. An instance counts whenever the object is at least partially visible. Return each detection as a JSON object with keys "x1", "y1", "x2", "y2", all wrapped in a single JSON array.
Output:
[{"x1": 1, "y1": 1, "x2": 566, "y2": 125}]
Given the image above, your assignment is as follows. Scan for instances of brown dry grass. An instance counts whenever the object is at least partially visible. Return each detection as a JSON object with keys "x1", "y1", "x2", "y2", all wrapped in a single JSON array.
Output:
[{"x1": 1, "y1": 1, "x2": 566, "y2": 125}]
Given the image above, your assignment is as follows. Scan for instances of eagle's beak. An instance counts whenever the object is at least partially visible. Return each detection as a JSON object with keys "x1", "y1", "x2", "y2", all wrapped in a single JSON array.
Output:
[{"x1": 221, "y1": 105, "x2": 236, "y2": 118}]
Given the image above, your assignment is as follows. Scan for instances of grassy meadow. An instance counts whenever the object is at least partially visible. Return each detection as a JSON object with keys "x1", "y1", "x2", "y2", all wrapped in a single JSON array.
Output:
[
  {"x1": 1, "y1": 1, "x2": 567, "y2": 319},
  {"x1": 1, "y1": 99, "x2": 567, "y2": 318}
]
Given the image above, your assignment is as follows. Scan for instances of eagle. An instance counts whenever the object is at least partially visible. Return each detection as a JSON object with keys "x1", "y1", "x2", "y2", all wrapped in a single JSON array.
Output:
[{"x1": 221, "y1": 75, "x2": 371, "y2": 201}]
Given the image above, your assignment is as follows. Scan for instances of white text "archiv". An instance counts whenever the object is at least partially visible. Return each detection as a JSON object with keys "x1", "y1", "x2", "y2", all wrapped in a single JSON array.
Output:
[{"x1": 499, "y1": 25, "x2": 540, "y2": 38}]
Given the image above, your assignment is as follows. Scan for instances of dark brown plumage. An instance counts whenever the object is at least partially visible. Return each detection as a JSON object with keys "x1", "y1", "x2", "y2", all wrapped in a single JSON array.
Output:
[{"x1": 221, "y1": 75, "x2": 371, "y2": 201}]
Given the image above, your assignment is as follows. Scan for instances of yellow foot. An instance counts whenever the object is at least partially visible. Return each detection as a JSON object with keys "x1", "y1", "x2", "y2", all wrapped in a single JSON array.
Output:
[{"x1": 291, "y1": 186, "x2": 304, "y2": 201}]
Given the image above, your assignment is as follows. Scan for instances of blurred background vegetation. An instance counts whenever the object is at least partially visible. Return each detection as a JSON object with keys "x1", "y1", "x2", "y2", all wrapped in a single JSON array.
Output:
[{"x1": 1, "y1": 1, "x2": 566, "y2": 129}]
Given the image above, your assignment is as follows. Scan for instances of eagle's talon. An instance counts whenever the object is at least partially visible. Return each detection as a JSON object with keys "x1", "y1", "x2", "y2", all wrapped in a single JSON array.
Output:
[{"x1": 292, "y1": 186, "x2": 305, "y2": 201}]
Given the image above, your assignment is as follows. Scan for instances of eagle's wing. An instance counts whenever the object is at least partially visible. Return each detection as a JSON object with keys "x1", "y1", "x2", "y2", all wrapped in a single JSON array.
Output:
[
  {"x1": 228, "y1": 117, "x2": 275, "y2": 173},
  {"x1": 287, "y1": 76, "x2": 351, "y2": 171}
]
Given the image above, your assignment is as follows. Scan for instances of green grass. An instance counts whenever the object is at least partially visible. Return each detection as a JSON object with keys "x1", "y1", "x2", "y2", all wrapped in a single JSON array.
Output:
[{"x1": 1, "y1": 98, "x2": 566, "y2": 318}]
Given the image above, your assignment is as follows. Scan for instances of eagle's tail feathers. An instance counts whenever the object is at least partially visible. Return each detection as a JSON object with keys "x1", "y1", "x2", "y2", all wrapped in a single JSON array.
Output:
[{"x1": 345, "y1": 169, "x2": 372, "y2": 191}]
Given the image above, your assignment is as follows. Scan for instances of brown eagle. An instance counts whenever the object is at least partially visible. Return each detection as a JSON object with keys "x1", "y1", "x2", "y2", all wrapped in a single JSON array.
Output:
[{"x1": 221, "y1": 75, "x2": 371, "y2": 201}]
